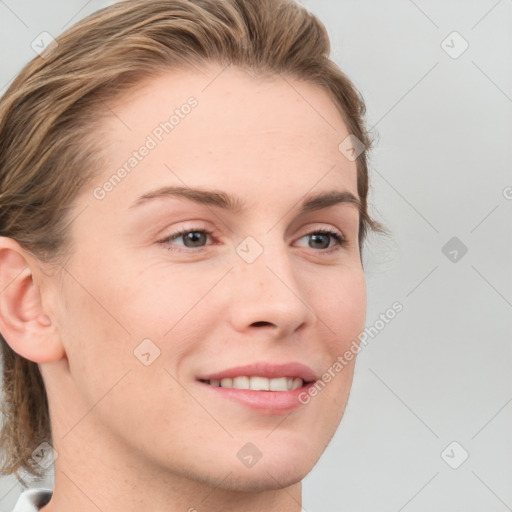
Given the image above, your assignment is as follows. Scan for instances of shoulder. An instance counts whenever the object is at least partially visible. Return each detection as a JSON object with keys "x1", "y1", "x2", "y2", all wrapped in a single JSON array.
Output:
[{"x1": 12, "y1": 488, "x2": 53, "y2": 512}]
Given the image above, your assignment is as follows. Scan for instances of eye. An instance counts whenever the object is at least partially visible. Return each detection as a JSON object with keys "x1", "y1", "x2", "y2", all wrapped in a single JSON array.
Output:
[
  {"x1": 158, "y1": 226, "x2": 346, "y2": 253},
  {"x1": 159, "y1": 228, "x2": 214, "y2": 251},
  {"x1": 296, "y1": 228, "x2": 346, "y2": 252}
]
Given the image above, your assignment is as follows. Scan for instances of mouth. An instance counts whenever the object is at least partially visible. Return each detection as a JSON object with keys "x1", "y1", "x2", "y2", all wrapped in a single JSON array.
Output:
[{"x1": 196, "y1": 362, "x2": 318, "y2": 415}]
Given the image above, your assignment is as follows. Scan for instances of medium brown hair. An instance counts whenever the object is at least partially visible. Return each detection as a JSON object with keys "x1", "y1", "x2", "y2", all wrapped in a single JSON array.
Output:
[{"x1": 0, "y1": 0, "x2": 382, "y2": 485}]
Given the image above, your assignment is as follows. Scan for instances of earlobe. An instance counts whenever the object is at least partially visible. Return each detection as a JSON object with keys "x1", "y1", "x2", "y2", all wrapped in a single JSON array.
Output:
[{"x1": 0, "y1": 237, "x2": 65, "y2": 363}]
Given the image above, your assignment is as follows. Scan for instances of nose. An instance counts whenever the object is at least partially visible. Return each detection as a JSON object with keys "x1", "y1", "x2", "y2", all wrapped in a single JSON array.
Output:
[{"x1": 226, "y1": 240, "x2": 317, "y2": 339}]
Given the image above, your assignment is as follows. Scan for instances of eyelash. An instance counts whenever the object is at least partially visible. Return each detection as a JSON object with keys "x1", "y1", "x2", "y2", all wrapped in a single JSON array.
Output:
[{"x1": 158, "y1": 227, "x2": 346, "y2": 254}]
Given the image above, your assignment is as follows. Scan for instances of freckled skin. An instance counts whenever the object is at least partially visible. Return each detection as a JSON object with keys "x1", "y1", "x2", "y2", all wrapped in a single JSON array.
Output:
[{"x1": 37, "y1": 64, "x2": 366, "y2": 512}]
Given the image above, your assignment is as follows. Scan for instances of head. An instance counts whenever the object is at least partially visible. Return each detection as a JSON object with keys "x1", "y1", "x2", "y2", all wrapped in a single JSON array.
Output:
[{"x1": 0, "y1": 0, "x2": 383, "y2": 493}]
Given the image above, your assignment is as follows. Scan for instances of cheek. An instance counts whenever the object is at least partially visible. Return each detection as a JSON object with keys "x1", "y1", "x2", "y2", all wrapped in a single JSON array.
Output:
[
  {"x1": 60, "y1": 261, "x2": 212, "y2": 382},
  {"x1": 316, "y1": 267, "x2": 367, "y2": 347},
  {"x1": 53, "y1": 261, "x2": 138, "y2": 396}
]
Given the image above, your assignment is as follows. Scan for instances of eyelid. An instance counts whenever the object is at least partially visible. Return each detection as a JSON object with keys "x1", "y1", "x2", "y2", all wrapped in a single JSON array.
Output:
[{"x1": 295, "y1": 222, "x2": 345, "y2": 239}]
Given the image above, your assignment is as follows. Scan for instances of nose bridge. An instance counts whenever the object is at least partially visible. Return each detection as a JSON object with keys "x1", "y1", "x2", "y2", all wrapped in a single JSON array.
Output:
[{"x1": 227, "y1": 231, "x2": 315, "y2": 334}]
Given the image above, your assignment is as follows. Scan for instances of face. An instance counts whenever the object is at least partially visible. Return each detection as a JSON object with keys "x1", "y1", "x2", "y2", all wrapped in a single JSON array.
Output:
[{"x1": 43, "y1": 64, "x2": 366, "y2": 492}]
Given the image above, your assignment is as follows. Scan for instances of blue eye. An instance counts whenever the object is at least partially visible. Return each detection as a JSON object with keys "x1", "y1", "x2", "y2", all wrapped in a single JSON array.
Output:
[{"x1": 297, "y1": 229, "x2": 346, "y2": 251}]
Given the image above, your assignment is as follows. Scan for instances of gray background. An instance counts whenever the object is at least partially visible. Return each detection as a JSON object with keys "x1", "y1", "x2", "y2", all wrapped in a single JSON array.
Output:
[{"x1": 0, "y1": 1, "x2": 511, "y2": 511}]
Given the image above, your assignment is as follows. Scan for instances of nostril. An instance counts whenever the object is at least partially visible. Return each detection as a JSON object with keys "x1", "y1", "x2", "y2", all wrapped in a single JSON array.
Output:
[{"x1": 251, "y1": 321, "x2": 274, "y2": 327}]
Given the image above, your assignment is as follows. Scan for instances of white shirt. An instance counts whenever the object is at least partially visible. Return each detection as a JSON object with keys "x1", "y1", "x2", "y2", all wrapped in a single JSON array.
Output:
[{"x1": 12, "y1": 488, "x2": 52, "y2": 512}]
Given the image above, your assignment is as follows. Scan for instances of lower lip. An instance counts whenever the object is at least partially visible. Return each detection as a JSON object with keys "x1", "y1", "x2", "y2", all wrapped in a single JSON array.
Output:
[{"x1": 198, "y1": 381, "x2": 315, "y2": 415}]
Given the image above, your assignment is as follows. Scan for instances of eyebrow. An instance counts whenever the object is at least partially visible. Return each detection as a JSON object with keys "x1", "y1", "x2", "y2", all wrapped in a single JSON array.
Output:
[{"x1": 128, "y1": 185, "x2": 361, "y2": 216}]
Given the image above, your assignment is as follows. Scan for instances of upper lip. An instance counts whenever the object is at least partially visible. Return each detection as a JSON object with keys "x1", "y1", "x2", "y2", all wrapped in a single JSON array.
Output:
[{"x1": 197, "y1": 362, "x2": 319, "y2": 383}]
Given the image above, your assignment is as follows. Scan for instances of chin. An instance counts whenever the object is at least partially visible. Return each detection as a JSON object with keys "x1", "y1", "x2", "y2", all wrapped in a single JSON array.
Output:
[
  {"x1": 216, "y1": 441, "x2": 319, "y2": 492},
  {"x1": 177, "y1": 437, "x2": 318, "y2": 493},
  {"x1": 216, "y1": 464, "x2": 308, "y2": 493}
]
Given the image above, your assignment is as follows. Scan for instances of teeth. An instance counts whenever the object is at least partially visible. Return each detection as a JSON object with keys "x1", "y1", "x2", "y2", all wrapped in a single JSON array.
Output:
[
  {"x1": 250, "y1": 376, "x2": 269, "y2": 391},
  {"x1": 220, "y1": 378, "x2": 232, "y2": 388},
  {"x1": 206, "y1": 376, "x2": 304, "y2": 391},
  {"x1": 232, "y1": 376, "x2": 250, "y2": 389},
  {"x1": 291, "y1": 377, "x2": 302, "y2": 390},
  {"x1": 269, "y1": 377, "x2": 287, "y2": 391}
]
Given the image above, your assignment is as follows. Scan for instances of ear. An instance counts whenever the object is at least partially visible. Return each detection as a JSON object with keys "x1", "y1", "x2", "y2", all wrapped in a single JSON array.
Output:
[{"x1": 0, "y1": 236, "x2": 65, "y2": 363}]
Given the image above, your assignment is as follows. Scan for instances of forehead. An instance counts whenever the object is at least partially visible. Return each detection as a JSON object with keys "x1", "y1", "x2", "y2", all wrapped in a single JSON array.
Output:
[{"x1": 92, "y1": 65, "x2": 358, "y2": 207}]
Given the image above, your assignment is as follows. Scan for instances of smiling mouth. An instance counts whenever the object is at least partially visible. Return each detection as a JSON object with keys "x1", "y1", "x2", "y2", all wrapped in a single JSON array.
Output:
[{"x1": 199, "y1": 376, "x2": 308, "y2": 391}]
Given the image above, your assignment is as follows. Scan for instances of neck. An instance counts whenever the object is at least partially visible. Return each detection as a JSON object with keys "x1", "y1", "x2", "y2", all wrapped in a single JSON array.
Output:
[{"x1": 41, "y1": 458, "x2": 302, "y2": 512}]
